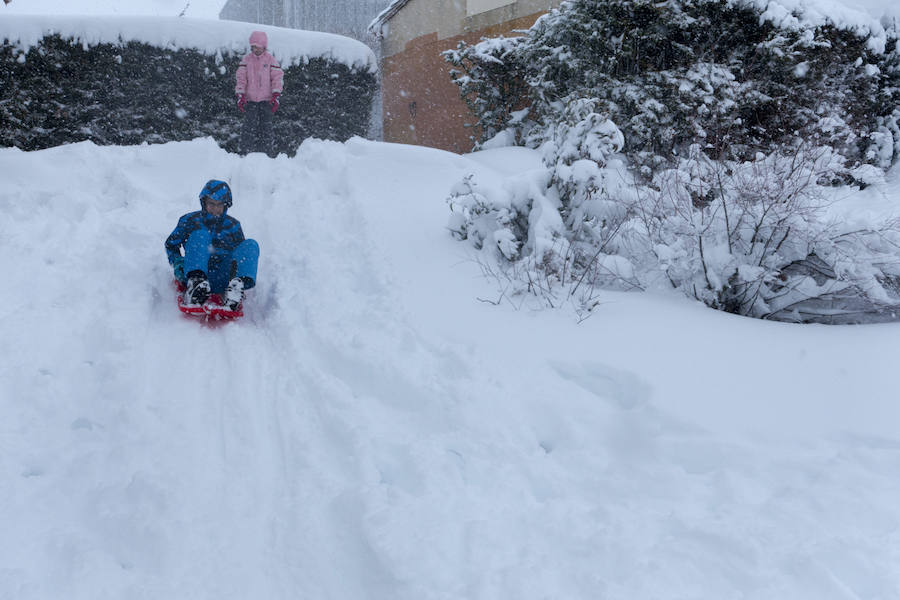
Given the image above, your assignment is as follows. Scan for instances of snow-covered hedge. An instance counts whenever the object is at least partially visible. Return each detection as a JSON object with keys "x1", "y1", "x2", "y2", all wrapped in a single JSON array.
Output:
[
  {"x1": 446, "y1": 0, "x2": 900, "y2": 176},
  {"x1": 0, "y1": 16, "x2": 377, "y2": 155},
  {"x1": 445, "y1": 0, "x2": 900, "y2": 323}
]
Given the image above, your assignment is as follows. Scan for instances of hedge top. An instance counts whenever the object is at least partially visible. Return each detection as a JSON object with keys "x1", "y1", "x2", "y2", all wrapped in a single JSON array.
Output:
[
  {"x1": 742, "y1": 0, "x2": 892, "y2": 53},
  {"x1": 0, "y1": 15, "x2": 377, "y2": 72}
]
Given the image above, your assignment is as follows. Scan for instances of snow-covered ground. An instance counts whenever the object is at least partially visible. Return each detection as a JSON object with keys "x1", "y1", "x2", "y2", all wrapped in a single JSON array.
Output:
[{"x1": 2, "y1": 137, "x2": 900, "y2": 599}]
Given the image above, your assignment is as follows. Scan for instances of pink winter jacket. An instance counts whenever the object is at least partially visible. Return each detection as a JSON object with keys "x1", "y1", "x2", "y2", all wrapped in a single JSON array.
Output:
[{"x1": 235, "y1": 32, "x2": 284, "y2": 102}]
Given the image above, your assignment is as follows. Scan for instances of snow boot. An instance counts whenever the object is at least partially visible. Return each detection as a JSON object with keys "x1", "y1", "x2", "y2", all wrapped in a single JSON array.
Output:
[
  {"x1": 224, "y1": 277, "x2": 245, "y2": 311},
  {"x1": 185, "y1": 272, "x2": 211, "y2": 306}
]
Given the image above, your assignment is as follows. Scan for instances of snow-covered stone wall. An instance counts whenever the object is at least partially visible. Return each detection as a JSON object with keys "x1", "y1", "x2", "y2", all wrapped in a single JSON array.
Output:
[{"x1": 0, "y1": 16, "x2": 377, "y2": 154}]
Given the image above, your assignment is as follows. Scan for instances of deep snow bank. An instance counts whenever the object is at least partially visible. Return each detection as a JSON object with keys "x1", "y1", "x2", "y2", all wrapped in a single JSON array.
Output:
[{"x1": 1, "y1": 138, "x2": 900, "y2": 600}]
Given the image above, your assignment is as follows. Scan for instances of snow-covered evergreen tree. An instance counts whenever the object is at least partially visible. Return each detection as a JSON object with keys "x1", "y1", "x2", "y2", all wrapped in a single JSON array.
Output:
[{"x1": 446, "y1": 0, "x2": 900, "y2": 176}]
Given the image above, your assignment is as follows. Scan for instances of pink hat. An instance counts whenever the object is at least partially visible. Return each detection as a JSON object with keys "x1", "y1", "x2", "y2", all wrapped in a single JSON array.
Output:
[{"x1": 249, "y1": 31, "x2": 267, "y2": 49}]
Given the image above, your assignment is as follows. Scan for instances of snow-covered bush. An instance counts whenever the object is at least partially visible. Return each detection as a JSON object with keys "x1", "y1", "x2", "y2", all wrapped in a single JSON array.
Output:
[
  {"x1": 451, "y1": 139, "x2": 900, "y2": 321},
  {"x1": 448, "y1": 99, "x2": 643, "y2": 312},
  {"x1": 446, "y1": 0, "x2": 900, "y2": 177},
  {"x1": 0, "y1": 18, "x2": 376, "y2": 155},
  {"x1": 625, "y1": 145, "x2": 900, "y2": 319},
  {"x1": 448, "y1": 174, "x2": 526, "y2": 261},
  {"x1": 445, "y1": 35, "x2": 530, "y2": 146},
  {"x1": 445, "y1": 0, "x2": 900, "y2": 322}
]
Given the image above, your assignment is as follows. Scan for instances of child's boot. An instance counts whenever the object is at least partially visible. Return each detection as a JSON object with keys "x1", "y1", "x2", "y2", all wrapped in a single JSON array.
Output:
[
  {"x1": 185, "y1": 272, "x2": 211, "y2": 305},
  {"x1": 224, "y1": 277, "x2": 245, "y2": 311}
]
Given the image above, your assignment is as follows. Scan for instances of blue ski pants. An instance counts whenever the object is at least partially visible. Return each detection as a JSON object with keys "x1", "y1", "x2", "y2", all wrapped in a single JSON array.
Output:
[{"x1": 184, "y1": 229, "x2": 259, "y2": 294}]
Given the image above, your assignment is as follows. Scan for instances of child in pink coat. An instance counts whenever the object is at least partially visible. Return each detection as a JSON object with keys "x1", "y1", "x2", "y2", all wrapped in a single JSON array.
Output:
[{"x1": 235, "y1": 31, "x2": 284, "y2": 156}]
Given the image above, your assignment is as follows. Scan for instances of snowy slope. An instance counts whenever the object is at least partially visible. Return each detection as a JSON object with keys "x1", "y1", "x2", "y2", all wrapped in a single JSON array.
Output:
[{"x1": 2, "y1": 138, "x2": 900, "y2": 600}]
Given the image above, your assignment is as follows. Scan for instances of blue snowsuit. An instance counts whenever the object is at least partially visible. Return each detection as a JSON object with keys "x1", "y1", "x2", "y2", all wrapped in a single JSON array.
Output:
[{"x1": 165, "y1": 209, "x2": 259, "y2": 294}]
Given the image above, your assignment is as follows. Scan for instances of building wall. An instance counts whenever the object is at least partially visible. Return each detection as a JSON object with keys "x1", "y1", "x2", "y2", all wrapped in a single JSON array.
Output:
[
  {"x1": 219, "y1": 0, "x2": 386, "y2": 41},
  {"x1": 379, "y1": 0, "x2": 559, "y2": 153},
  {"x1": 219, "y1": 0, "x2": 285, "y2": 26}
]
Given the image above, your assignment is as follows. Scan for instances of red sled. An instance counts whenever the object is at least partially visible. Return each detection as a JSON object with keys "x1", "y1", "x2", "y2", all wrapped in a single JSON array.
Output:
[{"x1": 174, "y1": 280, "x2": 243, "y2": 320}]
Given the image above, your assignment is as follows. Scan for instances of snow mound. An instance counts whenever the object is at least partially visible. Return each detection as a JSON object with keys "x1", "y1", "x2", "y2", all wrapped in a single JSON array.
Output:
[{"x1": 2, "y1": 138, "x2": 900, "y2": 600}]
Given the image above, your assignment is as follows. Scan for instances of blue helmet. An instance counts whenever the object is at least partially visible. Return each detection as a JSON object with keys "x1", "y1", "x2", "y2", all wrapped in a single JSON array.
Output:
[{"x1": 199, "y1": 180, "x2": 233, "y2": 210}]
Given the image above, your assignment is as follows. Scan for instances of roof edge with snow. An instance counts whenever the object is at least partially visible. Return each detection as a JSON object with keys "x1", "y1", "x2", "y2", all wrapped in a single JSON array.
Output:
[{"x1": 368, "y1": 0, "x2": 412, "y2": 36}]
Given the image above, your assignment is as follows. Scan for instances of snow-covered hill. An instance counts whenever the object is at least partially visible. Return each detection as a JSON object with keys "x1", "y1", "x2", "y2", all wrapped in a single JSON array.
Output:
[{"x1": 2, "y1": 137, "x2": 900, "y2": 599}]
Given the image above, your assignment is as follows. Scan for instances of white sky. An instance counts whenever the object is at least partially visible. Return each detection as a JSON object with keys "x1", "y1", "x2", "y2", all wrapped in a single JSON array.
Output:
[{"x1": 2, "y1": 0, "x2": 228, "y2": 19}]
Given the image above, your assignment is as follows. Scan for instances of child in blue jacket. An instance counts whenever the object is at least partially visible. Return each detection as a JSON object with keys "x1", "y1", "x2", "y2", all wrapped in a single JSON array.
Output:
[{"x1": 166, "y1": 180, "x2": 259, "y2": 309}]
